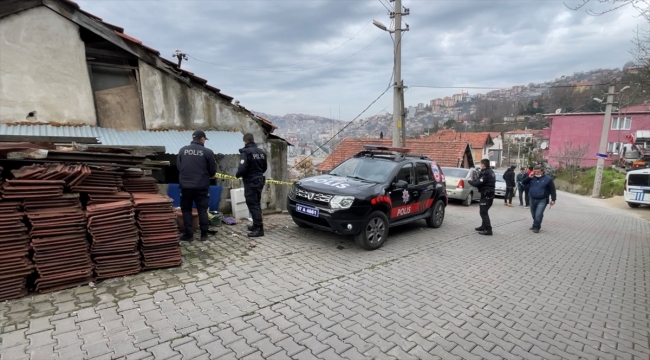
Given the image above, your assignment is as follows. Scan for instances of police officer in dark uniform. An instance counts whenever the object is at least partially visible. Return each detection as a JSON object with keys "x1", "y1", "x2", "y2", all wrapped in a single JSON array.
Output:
[
  {"x1": 468, "y1": 159, "x2": 496, "y2": 236},
  {"x1": 177, "y1": 130, "x2": 217, "y2": 241},
  {"x1": 236, "y1": 133, "x2": 268, "y2": 238}
]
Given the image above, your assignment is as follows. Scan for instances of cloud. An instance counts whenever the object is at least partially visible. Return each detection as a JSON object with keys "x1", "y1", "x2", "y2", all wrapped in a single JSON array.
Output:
[{"x1": 76, "y1": 0, "x2": 646, "y2": 121}]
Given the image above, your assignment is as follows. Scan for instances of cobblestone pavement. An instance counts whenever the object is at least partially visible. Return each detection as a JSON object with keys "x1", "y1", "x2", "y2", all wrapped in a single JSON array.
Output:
[{"x1": 1, "y1": 191, "x2": 649, "y2": 359}]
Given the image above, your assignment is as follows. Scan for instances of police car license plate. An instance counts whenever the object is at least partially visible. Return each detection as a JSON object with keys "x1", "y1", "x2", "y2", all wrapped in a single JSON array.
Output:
[{"x1": 296, "y1": 204, "x2": 319, "y2": 217}]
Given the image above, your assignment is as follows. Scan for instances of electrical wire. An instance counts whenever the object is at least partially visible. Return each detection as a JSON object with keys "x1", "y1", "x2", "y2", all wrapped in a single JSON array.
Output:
[
  {"x1": 378, "y1": 0, "x2": 392, "y2": 13},
  {"x1": 288, "y1": 80, "x2": 394, "y2": 172},
  {"x1": 186, "y1": 10, "x2": 384, "y2": 72},
  {"x1": 188, "y1": 33, "x2": 385, "y2": 73}
]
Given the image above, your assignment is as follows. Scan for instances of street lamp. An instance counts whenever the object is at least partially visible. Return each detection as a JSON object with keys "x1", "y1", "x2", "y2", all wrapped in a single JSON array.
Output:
[{"x1": 372, "y1": 20, "x2": 389, "y2": 32}]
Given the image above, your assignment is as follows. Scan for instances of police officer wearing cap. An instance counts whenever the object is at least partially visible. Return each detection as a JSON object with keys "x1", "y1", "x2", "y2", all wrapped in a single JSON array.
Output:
[
  {"x1": 468, "y1": 159, "x2": 496, "y2": 235},
  {"x1": 177, "y1": 130, "x2": 217, "y2": 241},
  {"x1": 236, "y1": 133, "x2": 268, "y2": 238}
]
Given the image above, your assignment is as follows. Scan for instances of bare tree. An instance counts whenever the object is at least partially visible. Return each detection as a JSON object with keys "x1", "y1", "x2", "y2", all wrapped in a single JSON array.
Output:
[
  {"x1": 567, "y1": 1, "x2": 650, "y2": 89},
  {"x1": 293, "y1": 156, "x2": 315, "y2": 179},
  {"x1": 566, "y1": 0, "x2": 649, "y2": 17},
  {"x1": 555, "y1": 142, "x2": 591, "y2": 182}
]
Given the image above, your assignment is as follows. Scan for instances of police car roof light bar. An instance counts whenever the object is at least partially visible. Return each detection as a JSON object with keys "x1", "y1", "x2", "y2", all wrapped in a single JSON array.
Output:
[{"x1": 362, "y1": 145, "x2": 412, "y2": 153}]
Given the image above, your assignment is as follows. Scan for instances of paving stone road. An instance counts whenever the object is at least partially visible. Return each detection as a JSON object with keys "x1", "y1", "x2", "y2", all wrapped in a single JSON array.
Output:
[{"x1": 1, "y1": 191, "x2": 649, "y2": 360}]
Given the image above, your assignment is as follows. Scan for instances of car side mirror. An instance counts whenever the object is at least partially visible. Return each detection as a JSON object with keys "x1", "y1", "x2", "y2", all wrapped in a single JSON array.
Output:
[{"x1": 393, "y1": 180, "x2": 408, "y2": 189}]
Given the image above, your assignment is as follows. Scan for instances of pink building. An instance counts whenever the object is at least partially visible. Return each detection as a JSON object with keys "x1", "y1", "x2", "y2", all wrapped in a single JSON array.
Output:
[{"x1": 544, "y1": 105, "x2": 650, "y2": 167}]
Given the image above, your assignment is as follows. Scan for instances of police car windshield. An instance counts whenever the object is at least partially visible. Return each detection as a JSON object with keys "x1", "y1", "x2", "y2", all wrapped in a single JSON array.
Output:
[
  {"x1": 330, "y1": 158, "x2": 398, "y2": 183},
  {"x1": 494, "y1": 173, "x2": 504, "y2": 182}
]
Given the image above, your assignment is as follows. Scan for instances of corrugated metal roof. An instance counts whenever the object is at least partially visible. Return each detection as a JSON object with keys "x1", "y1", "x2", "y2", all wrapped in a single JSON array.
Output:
[{"x1": 0, "y1": 125, "x2": 243, "y2": 155}]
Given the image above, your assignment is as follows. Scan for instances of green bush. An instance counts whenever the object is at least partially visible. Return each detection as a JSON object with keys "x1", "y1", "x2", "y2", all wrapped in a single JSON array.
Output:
[{"x1": 555, "y1": 167, "x2": 625, "y2": 198}]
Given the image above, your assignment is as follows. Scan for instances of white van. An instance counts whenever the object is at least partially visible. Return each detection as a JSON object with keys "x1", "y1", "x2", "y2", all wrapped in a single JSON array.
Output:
[{"x1": 624, "y1": 168, "x2": 650, "y2": 208}]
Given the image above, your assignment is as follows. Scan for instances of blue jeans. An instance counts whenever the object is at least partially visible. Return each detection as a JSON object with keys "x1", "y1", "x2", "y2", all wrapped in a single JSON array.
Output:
[{"x1": 530, "y1": 198, "x2": 548, "y2": 229}]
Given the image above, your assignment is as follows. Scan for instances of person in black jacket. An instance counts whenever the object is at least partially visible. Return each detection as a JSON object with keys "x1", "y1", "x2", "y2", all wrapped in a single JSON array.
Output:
[
  {"x1": 521, "y1": 165, "x2": 557, "y2": 233},
  {"x1": 236, "y1": 133, "x2": 268, "y2": 238},
  {"x1": 516, "y1": 167, "x2": 529, "y2": 207},
  {"x1": 177, "y1": 130, "x2": 217, "y2": 241},
  {"x1": 503, "y1": 165, "x2": 516, "y2": 207},
  {"x1": 468, "y1": 159, "x2": 496, "y2": 236}
]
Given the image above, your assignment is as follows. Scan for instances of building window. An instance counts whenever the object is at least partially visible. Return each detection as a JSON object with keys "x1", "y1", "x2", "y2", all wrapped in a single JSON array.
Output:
[
  {"x1": 607, "y1": 142, "x2": 622, "y2": 154},
  {"x1": 611, "y1": 117, "x2": 631, "y2": 130}
]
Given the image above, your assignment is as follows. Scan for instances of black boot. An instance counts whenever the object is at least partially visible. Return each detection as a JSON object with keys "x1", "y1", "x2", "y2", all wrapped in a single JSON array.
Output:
[
  {"x1": 247, "y1": 224, "x2": 257, "y2": 232},
  {"x1": 200, "y1": 231, "x2": 209, "y2": 241},
  {"x1": 179, "y1": 233, "x2": 193, "y2": 242},
  {"x1": 247, "y1": 225, "x2": 264, "y2": 238},
  {"x1": 475, "y1": 226, "x2": 485, "y2": 231},
  {"x1": 479, "y1": 229, "x2": 493, "y2": 236}
]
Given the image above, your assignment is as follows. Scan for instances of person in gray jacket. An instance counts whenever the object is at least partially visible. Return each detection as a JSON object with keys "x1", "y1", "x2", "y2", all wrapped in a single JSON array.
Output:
[{"x1": 521, "y1": 165, "x2": 557, "y2": 233}]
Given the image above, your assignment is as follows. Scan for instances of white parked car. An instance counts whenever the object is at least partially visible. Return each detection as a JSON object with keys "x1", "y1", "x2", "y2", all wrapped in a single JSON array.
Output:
[
  {"x1": 624, "y1": 168, "x2": 650, "y2": 208},
  {"x1": 494, "y1": 172, "x2": 506, "y2": 197}
]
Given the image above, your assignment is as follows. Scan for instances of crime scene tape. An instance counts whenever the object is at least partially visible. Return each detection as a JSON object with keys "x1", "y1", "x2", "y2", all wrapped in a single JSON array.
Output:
[{"x1": 212, "y1": 173, "x2": 294, "y2": 186}]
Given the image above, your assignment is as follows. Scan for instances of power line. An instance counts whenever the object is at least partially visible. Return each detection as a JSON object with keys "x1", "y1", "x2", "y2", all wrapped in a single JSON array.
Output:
[
  {"x1": 407, "y1": 83, "x2": 620, "y2": 90},
  {"x1": 288, "y1": 82, "x2": 394, "y2": 172},
  {"x1": 378, "y1": 0, "x2": 392, "y2": 13},
  {"x1": 188, "y1": 33, "x2": 385, "y2": 73}
]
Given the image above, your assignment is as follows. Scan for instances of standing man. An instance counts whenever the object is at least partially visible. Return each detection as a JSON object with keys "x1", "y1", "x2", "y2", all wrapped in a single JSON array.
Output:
[
  {"x1": 521, "y1": 165, "x2": 557, "y2": 233},
  {"x1": 236, "y1": 133, "x2": 268, "y2": 238},
  {"x1": 503, "y1": 165, "x2": 516, "y2": 207},
  {"x1": 177, "y1": 130, "x2": 217, "y2": 241},
  {"x1": 468, "y1": 159, "x2": 496, "y2": 236},
  {"x1": 516, "y1": 167, "x2": 529, "y2": 207}
]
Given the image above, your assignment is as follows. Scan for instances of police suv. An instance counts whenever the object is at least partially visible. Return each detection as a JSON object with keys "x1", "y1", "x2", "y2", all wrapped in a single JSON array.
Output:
[{"x1": 287, "y1": 145, "x2": 448, "y2": 250}]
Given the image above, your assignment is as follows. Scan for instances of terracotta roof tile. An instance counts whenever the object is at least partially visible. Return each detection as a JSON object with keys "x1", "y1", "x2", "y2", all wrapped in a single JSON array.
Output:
[
  {"x1": 427, "y1": 131, "x2": 492, "y2": 149},
  {"x1": 317, "y1": 138, "x2": 471, "y2": 172}
]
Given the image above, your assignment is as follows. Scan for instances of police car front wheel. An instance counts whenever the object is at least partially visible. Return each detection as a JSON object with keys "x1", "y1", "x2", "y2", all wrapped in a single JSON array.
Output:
[{"x1": 355, "y1": 211, "x2": 389, "y2": 250}]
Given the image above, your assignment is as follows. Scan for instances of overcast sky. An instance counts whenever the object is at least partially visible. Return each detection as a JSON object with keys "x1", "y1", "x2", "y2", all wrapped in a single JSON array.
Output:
[{"x1": 77, "y1": 0, "x2": 645, "y2": 120}]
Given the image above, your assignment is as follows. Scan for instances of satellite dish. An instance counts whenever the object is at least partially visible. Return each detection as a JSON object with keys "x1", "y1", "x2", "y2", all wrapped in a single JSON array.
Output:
[
  {"x1": 555, "y1": 109, "x2": 562, "y2": 114},
  {"x1": 540, "y1": 141, "x2": 548, "y2": 150}
]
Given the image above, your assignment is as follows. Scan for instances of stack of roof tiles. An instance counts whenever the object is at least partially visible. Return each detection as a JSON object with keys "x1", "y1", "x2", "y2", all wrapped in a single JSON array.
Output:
[
  {"x1": 0, "y1": 179, "x2": 65, "y2": 199},
  {"x1": 133, "y1": 193, "x2": 182, "y2": 270},
  {"x1": 10, "y1": 163, "x2": 90, "y2": 186},
  {"x1": 122, "y1": 169, "x2": 159, "y2": 194},
  {"x1": 0, "y1": 197, "x2": 33, "y2": 301},
  {"x1": 71, "y1": 166, "x2": 123, "y2": 194},
  {"x1": 87, "y1": 192, "x2": 133, "y2": 206},
  {"x1": 25, "y1": 199, "x2": 92, "y2": 293},
  {"x1": 86, "y1": 200, "x2": 141, "y2": 280}
]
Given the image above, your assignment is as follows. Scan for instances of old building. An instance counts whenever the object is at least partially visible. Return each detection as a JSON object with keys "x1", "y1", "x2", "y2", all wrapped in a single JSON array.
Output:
[
  {"x1": 317, "y1": 138, "x2": 475, "y2": 173},
  {"x1": 543, "y1": 105, "x2": 650, "y2": 167},
  {"x1": 427, "y1": 130, "x2": 494, "y2": 166},
  {"x1": 0, "y1": 0, "x2": 289, "y2": 211}
]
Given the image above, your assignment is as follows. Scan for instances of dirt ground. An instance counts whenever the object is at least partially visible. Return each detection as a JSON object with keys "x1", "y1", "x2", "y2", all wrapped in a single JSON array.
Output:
[{"x1": 599, "y1": 195, "x2": 650, "y2": 222}]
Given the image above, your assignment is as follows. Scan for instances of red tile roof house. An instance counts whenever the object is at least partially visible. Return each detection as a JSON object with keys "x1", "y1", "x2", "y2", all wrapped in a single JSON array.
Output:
[
  {"x1": 317, "y1": 138, "x2": 475, "y2": 173},
  {"x1": 0, "y1": 0, "x2": 290, "y2": 212},
  {"x1": 426, "y1": 130, "x2": 494, "y2": 166},
  {"x1": 543, "y1": 105, "x2": 650, "y2": 168}
]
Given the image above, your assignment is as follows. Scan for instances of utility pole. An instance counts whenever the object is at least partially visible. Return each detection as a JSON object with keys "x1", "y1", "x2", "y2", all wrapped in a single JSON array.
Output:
[
  {"x1": 392, "y1": 0, "x2": 403, "y2": 147},
  {"x1": 592, "y1": 82, "x2": 616, "y2": 198},
  {"x1": 374, "y1": 1, "x2": 408, "y2": 147}
]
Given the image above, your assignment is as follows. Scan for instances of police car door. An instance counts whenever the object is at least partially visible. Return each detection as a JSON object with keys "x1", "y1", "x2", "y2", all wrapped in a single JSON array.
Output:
[
  {"x1": 390, "y1": 162, "x2": 416, "y2": 219},
  {"x1": 414, "y1": 162, "x2": 434, "y2": 215}
]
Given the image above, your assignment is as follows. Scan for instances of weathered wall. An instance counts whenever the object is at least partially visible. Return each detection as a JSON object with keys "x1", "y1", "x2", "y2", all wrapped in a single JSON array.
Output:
[
  {"x1": 0, "y1": 7, "x2": 96, "y2": 125},
  {"x1": 139, "y1": 62, "x2": 289, "y2": 209},
  {"x1": 269, "y1": 139, "x2": 289, "y2": 211},
  {"x1": 138, "y1": 62, "x2": 265, "y2": 141}
]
